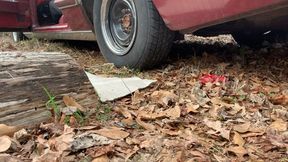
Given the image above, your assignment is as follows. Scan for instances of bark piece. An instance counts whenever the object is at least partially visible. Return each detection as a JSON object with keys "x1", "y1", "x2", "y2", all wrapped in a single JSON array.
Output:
[{"x1": 0, "y1": 52, "x2": 98, "y2": 127}]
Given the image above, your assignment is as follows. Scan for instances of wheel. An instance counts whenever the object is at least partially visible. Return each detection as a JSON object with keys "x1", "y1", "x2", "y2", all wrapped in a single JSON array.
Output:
[
  {"x1": 12, "y1": 32, "x2": 26, "y2": 43},
  {"x1": 93, "y1": 0, "x2": 175, "y2": 69}
]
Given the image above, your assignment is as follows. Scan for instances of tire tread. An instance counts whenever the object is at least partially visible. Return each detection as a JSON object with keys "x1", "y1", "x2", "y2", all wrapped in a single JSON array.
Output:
[{"x1": 136, "y1": 0, "x2": 174, "y2": 69}]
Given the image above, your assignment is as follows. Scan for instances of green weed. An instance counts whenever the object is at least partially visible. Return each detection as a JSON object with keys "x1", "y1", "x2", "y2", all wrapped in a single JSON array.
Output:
[
  {"x1": 43, "y1": 87, "x2": 61, "y2": 119},
  {"x1": 96, "y1": 104, "x2": 112, "y2": 122},
  {"x1": 73, "y1": 110, "x2": 85, "y2": 125}
]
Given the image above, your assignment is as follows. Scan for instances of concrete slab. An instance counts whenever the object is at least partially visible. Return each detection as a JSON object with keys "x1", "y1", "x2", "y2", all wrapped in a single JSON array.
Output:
[{"x1": 85, "y1": 72, "x2": 156, "y2": 102}]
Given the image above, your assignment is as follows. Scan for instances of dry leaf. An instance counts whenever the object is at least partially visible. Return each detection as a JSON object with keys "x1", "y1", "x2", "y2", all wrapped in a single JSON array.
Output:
[
  {"x1": 61, "y1": 106, "x2": 78, "y2": 115},
  {"x1": 92, "y1": 154, "x2": 109, "y2": 162},
  {"x1": 161, "y1": 129, "x2": 181, "y2": 136},
  {"x1": 63, "y1": 95, "x2": 85, "y2": 112},
  {"x1": 36, "y1": 125, "x2": 74, "y2": 158},
  {"x1": 0, "y1": 136, "x2": 19, "y2": 153},
  {"x1": 0, "y1": 153, "x2": 22, "y2": 162},
  {"x1": 233, "y1": 122, "x2": 251, "y2": 133},
  {"x1": 233, "y1": 132, "x2": 245, "y2": 146},
  {"x1": 0, "y1": 136, "x2": 12, "y2": 153},
  {"x1": 226, "y1": 146, "x2": 248, "y2": 157},
  {"x1": 213, "y1": 154, "x2": 228, "y2": 162},
  {"x1": 186, "y1": 103, "x2": 200, "y2": 113},
  {"x1": 164, "y1": 106, "x2": 181, "y2": 119},
  {"x1": 174, "y1": 150, "x2": 185, "y2": 162},
  {"x1": 39, "y1": 123, "x2": 63, "y2": 135},
  {"x1": 115, "y1": 107, "x2": 132, "y2": 119},
  {"x1": 229, "y1": 103, "x2": 246, "y2": 116},
  {"x1": 267, "y1": 131, "x2": 288, "y2": 148},
  {"x1": 32, "y1": 150, "x2": 61, "y2": 162},
  {"x1": 87, "y1": 145, "x2": 113, "y2": 158},
  {"x1": 191, "y1": 83, "x2": 211, "y2": 106},
  {"x1": 21, "y1": 140, "x2": 36, "y2": 156},
  {"x1": 160, "y1": 149, "x2": 184, "y2": 162},
  {"x1": 125, "y1": 146, "x2": 139, "y2": 162},
  {"x1": 13, "y1": 129, "x2": 30, "y2": 144},
  {"x1": 126, "y1": 137, "x2": 141, "y2": 145},
  {"x1": 269, "y1": 119, "x2": 287, "y2": 132},
  {"x1": 270, "y1": 94, "x2": 288, "y2": 106},
  {"x1": 132, "y1": 90, "x2": 144, "y2": 104},
  {"x1": 204, "y1": 118, "x2": 230, "y2": 140},
  {"x1": 189, "y1": 150, "x2": 208, "y2": 161},
  {"x1": 0, "y1": 124, "x2": 19, "y2": 137},
  {"x1": 93, "y1": 127, "x2": 130, "y2": 140},
  {"x1": 138, "y1": 106, "x2": 181, "y2": 120},
  {"x1": 220, "y1": 130, "x2": 231, "y2": 141},
  {"x1": 136, "y1": 116, "x2": 156, "y2": 130},
  {"x1": 71, "y1": 132, "x2": 111, "y2": 151},
  {"x1": 52, "y1": 125, "x2": 75, "y2": 153},
  {"x1": 139, "y1": 140, "x2": 152, "y2": 149},
  {"x1": 76, "y1": 125, "x2": 100, "y2": 130},
  {"x1": 151, "y1": 90, "x2": 179, "y2": 106},
  {"x1": 115, "y1": 107, "x2": 134, "y2": 126},
  {"x1": 59, "y1": 113, "x2": 66, "y2": 124},
  {"x1": 35, "y1": 135, "x2": 49, "y2": 155},
  {"x1": 241, "y1": 132, "x2": 265, "y2": 138},
  {"x1": 249, "y1": 93, "x2": 266, "y2": 105},
  {"x1": 209, "y1": 105, "x2": 221, "y2": 118},
  {"x1": 69, "y1": 116, "x2": 77, "y2": 127}
]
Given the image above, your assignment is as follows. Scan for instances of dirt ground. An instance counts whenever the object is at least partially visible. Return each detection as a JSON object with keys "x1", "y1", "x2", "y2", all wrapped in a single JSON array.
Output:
[{"x1": 0, "y1": 33, "x2": 288, "y2": 162}]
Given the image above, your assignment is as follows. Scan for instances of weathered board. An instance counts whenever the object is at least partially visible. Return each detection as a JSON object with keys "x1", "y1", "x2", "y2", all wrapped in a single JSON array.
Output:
[{"x1": 0, "y1": 52, "x2": 98, "y2": 127}]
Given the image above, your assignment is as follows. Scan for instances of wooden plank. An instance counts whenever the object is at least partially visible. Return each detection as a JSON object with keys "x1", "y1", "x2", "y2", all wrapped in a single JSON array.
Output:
[{"x1": 0, "y1": 52, "x2": 98, "y2": 127}]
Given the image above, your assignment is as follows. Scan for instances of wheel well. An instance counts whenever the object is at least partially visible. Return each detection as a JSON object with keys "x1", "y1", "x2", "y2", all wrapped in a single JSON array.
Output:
[{"x1": 81, "y1": 0, "x2": 94, "y2": 25}]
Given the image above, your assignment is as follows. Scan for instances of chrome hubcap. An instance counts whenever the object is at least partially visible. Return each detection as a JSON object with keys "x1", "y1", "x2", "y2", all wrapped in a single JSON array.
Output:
[{"x1": 101, "y1": 0, "x2": 137, "y2": 55}]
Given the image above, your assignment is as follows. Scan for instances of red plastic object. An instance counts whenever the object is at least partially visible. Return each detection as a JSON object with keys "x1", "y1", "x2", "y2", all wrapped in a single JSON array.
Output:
[{"x1": 200, "y1": 74, "x2": 226, "y2": 84}]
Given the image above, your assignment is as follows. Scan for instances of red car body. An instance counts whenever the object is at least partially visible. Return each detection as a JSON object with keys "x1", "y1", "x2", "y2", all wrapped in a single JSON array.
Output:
[
  {"x1": 154, "y1": 0, "x2": 288, "y2": 31},
  {"x1": 0, "y1": 0, "x2": 287, "y2": 37}
]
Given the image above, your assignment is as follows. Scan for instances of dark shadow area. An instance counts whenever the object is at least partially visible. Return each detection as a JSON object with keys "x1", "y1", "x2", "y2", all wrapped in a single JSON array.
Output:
[
  {"x1": 165, "y1": 35, "x2": 288, "y2": 82},
  {"x1": 48, "y1": 40, "x2": 100, "y2": 51}
]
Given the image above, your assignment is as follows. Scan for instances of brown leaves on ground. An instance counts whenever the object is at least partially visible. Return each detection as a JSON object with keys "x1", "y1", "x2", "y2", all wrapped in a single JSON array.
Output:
[
  {"x1": 2, "y1": 123, "x2": 131, "y2": 161},
  {"x1": 1, "y1": 35, "x2": 288, "y2": 161},
  {"x1": 204, "y1": 118, "x2": 230, "y2": 140},
  {"x1": 92, "y1": 155, "x2": 109, "y2": 162},
  {"x1": 269, "y1": 119, "x2": 288, "y2": 132},
  {"x1": 0, "y1": 136, "x2": 15, "y2": 153},
  {"x1": 0, "y1": 124, "x2": 20, "y2": 137},
  {"x1": 91, "y1": 127, "x2": 129, "y2": 140},
  {"x1": 63, "y1": 95, "x2": 86, "y2": 112},
  {"x1": 151, "y1": 90, "x2": 179, "y2": 106}
]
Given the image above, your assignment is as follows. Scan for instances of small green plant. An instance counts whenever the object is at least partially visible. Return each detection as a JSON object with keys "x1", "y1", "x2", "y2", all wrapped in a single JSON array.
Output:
[
  {"x1": 43, "y1": 87, "x2": 61, "y2": 118},
  {"x1": 63, "y1": 110, "x2": 86, "y2": 126},
  {"x1": 73, "y1": 110, "x2": 85, "y2": 125},
  {"x1": 43, "y1": 86, "x2": 86, "y2": 125},
  {"x1": 64, "y1": 116, "x2": 70, "y2": 125},
  {"x1": 96, "y1": 104, "x2": 112, "y2": 122}
]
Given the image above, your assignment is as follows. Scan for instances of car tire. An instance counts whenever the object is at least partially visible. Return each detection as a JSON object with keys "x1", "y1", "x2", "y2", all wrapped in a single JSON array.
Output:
[
  {"x1": 93, "y1": 0, "x2": 175, "y2": 69},
  {"x1": 12, "y1": 32, "x2": 26, "y2": 43}
]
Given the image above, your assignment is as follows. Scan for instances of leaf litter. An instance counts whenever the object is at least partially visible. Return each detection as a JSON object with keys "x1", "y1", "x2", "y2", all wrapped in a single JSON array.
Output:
[{"x1": 0, "y1": 34, "x2": 288, "y2": 161}]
